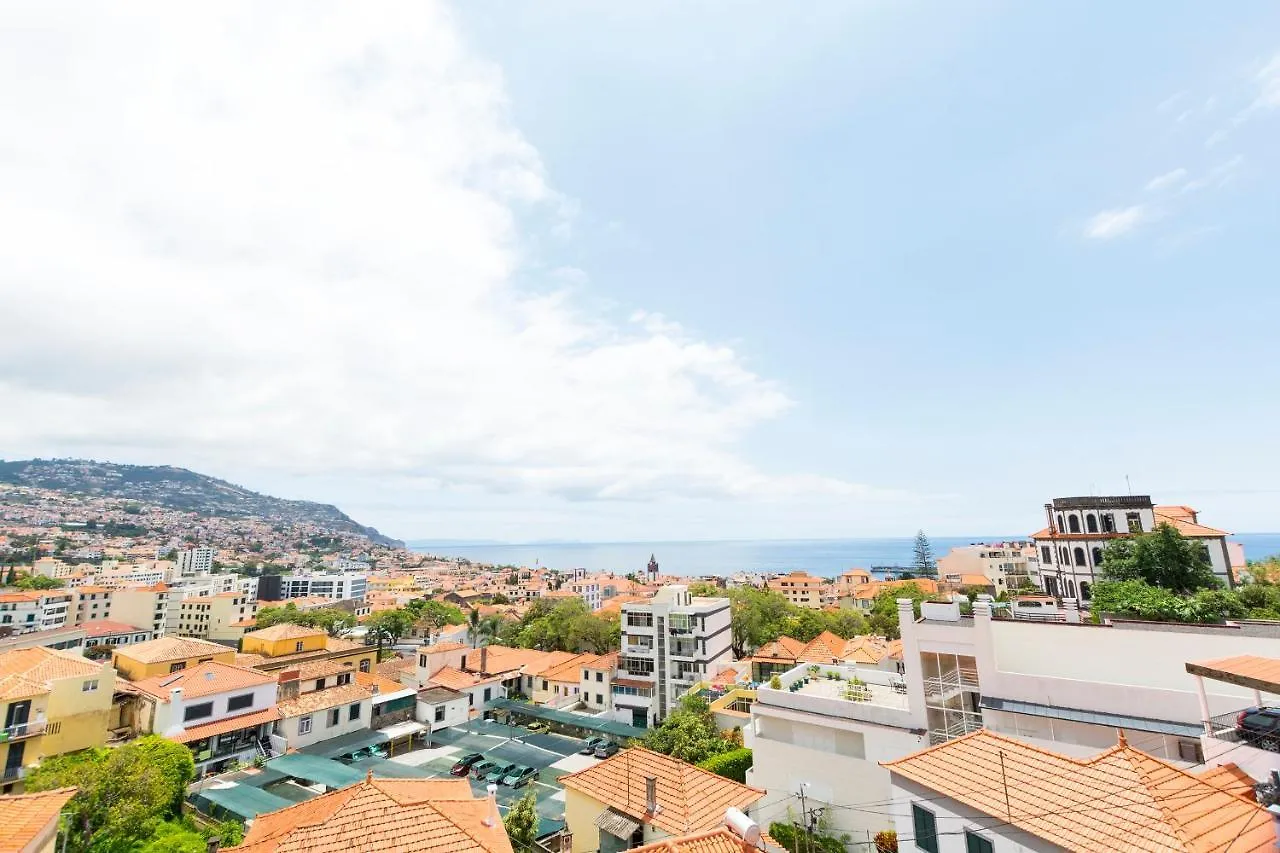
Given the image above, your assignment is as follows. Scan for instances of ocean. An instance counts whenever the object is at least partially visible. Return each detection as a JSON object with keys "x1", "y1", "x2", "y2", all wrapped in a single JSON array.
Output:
[{"x1": 409, "y1": 533, "x2": 1280, "y2": 577}]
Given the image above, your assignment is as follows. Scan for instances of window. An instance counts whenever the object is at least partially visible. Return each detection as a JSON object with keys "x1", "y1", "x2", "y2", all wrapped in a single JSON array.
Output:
[
  {"x1": 315, "y1": 679, "x2": 326, "y2": 691},
  {"x1": 1086, "y1": 514, "x2": 1098, "y2": 533},
  {"x1": 419, "y1": 654, "x2": 428, "y2": 668},
  {"x1": 299, "y1": 715, "x2": 312, "y2": 734},
  {"x1": 349, "y1": 702, "x2": 361, "y2": 721},
  {"x1": 82, "y1": 679, "x2": 99, "y2": 692},
  {"x1": 434, "y1": 705, "x2": 446, "y2": 722},
  {"x1": 484, "y1": 687, "x2": 492, "y2": 701},
  {"x1": 1102, "y1": 513, "x2": 1116, "y2": 533},
  {"x1": 1080, "y1": 582, "x2": 1091, "y2": 600},
  {"x1": 1126, "y1": 512, "x2": 1142, "y2": 533},
  {"x1": 359, "y1": 659, "x2": 370, "y2": 673},
  {"x1": 1067, "y1": 515, "x2": 1080, "y2": 533},
  {"x1": 964, "y1": 831, "x2": 993, "y2": 853},
  {"x1": 184, "y1": 702, "x2": 214, "y2": 722},
  {"x1": 228, "y1": 693, "x2": 254, "y2": 711},
  {"x1": 911, "y1": 805, "x2": 937, "y2": 852},
  {"x1": 469, "y1": 694, "x2": 474, "y2": 706},
  {"x1": 541, "y1": 680, "x2": 548, "y2": 691},
  {"x1": 596, "y1": 693, "x2": 603, "y2": 705},
  {"x1": 338, "y1": 673, "x2": 352, "y2": 686},
  {"x1": 295, "y1": 641, "x2": 305, "y2": 652},
  {"x1": 596, "y1": 671, "x2": 603, "y2": 682},
  {"x1": 1073, "y1": 547, "x2": 1086, "y2": 566},
  {"x1": 1178, "y1": 739, "x2": 1204, "y2": 762},
  {"x1": 169, "y1": 661, "x2": 187, "y2": 673},
  {"x1": 1092, "y1": 546, "x2": 1103, "y2": 566},
  {"x1": 1040, "y1": 546, "x2": 1051, "y2": 564},
  {"x1": 328, "y1": 708, "x2": 340, "y2": 727}
]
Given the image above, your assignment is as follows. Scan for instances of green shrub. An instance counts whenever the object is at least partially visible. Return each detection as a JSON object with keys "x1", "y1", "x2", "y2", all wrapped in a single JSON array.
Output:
[{"x1": 697, "y1": 748, "x2": 753, "y2": 783}]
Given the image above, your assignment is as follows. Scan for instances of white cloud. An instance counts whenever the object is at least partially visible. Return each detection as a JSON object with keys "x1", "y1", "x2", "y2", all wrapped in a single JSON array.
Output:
[
  {"x1": 0, "y1": 3, "x2": 883, "y2": 512},
  {"x1": 1144, "y1": 168, "x2": 1187, "y2": 192},
  {"x1": 1082, "y1": 205, "x2": 1152, "y2": 240},
  {"x1": 1180, "y1": 155, "x2": 1244, "y2": 193}
]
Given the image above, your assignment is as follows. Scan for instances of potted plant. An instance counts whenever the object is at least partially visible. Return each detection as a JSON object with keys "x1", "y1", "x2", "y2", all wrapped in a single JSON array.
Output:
[{"x1": 769, "y1": 675, "x2": 782, "y2": 690}]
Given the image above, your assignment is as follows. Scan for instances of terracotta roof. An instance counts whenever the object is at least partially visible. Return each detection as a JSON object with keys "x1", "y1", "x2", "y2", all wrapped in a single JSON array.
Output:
[
  {"x1": 797, "y1": 631, "x2": 846, "y2": 664},
  {"x1": 170, "y1": 706, "x2": 281, "y2": 744},
  {"x1": 427, "y1": 666, "x2": 503, "y2": 691},
  {"x1": 131, "y1": 661, "x2": 276, "y2": 700},
  {"x1": 229, "y1": 776, "x2": 510, "y2": 853},
  {"x1": 418, "y1": 641, "x2": 469, "y2": 654},
  {"x1": 882, "y1": 729, "x2": 1273, "y2": 852},
  {"x1": 840, "y1": 636, "x2": 893, "y2": 665},
  {"x1": 1186, "y1": 655, "x2": 1280, "y2": 693},
  {"x1": 0, "y1": 647, "x2": 105, "y2": 700},
  {"x1": 113, "y1": 635, "x2": 230, "y2": 664},
  {"x1": 0, "y1": 787, "x2": 78, "y2": 853},
  {"x1": 559, "y1": 747, "x2": 765, "y2": 836},
  {"x1": 1155, "y1": 506, "x2": 1229, "y2": 537},
  {"x1": 542, "y1": 653, "x2": 597, "y2": 683},
  {"x1": 751, "y1": 636, "x2": 805, "y2": 660},
  {"x1": 235, "y1": 653, "x2": 268, "y2": 668},
  {"x1": 243, "y1": 623, "x2": 327, "y2": 641},
  {"x1": 375, "y1": 655, "x2": 415, "y2": 679},
  {"x1": 295, "y1": 659, "x2": 355, "y2": 681},
  {"x1": 630, "y1": 827, "x2": 757, "y2": 853},
  {"x1": 80, "y1": 619, "x2": 149, "y2": 638},
  {"x1": 356, "y1": 670, "x2": 407, "y2": 696},
  {"x1": 1195, "y1": 764, "x2": 1257, "y2": 799},
  {"x1": 276, "y1": 682, "x2": 371, "y2": 718}
]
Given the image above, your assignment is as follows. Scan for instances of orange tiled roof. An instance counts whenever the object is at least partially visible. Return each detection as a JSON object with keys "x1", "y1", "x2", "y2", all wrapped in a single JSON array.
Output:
[
  {"x1": 0, "y1": 647, "x2": 104, "y2": 700},
  {"x1": 542, "y1": 653, "x2": 596, "y2": 683},
  {"x1": 630, "y1": 827, "x2": 756, "y2": 853},
  {"x1": 882, "y1": 729, "x2": 1273, "y2": 852},
  {"x1": 113, "y1": 635, "x2": 229, "y2": 664},
  {"x1": 229, "y1": 776, "x2": 510, "y2": 853},
  {"x1": 356, "y1": 670, "x2": 407, "y2": 695},
  {"x1": 1155, "y1": 506, "x2": 1229, "y2": 537},
  {"x1": 839, "y1": 636, "x2": 892, "y2": 665},
  {"x1": 1186, "y1": 655, "x2": 1280, "y2": 692},
  {"x1": 80, "y1": 620, "x2": 148, "y2": 638},
  {"x1": 295, "y1": 659, "x2": 355, "y2": 681},
  {"x1": 797, "y1": 631, "x2": 846, "y2": 664},
  {"x1": 751, "y1": 636, "x2": 806, "y2": 661},
  {"x1": 170, "y1": 706, "x2": 281, "y2": 744},
  {"x1": 276, "y1": 682, "x2": 371, "y2": 717},
  {"x1": 132, "y1": 661, "x2": 276, "y2": 700},
  {"x1": 244, "y1": 623, "x2": 327, "y2": 642},
  {"x1": 1195, "y1": 764, "x2": 1257, "y2": 799},
  {"x1": 418, "y1": 641, "x2": 469, "y2": 654},
  {"x1": 559, "y1": 747, "x2": 765, "y2": 836},
  {"x1": 0, "y1": 787, "x2": 78, "y2": 853},
  {"x1": 427, "y1": 666, "x2": 503, "y2": 691}
]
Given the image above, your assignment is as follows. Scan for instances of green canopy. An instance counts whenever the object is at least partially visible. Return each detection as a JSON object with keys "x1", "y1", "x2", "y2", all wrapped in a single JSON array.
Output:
[
  {"x1": 193, "y1": 784, "x2": 295, "y2": 820},
  {"x1": 486, "y1": 698, "x2": 646, "y2": 739},
  {"x1": 264, "y1": 753, "x2": 365, "y2": 789}
]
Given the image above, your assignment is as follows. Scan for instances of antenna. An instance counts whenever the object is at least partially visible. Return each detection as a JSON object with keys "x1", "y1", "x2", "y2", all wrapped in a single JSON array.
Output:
[
  {"x1": 999, "y1": 750, "x2": 1012, "y2": 820},
  {"x1": 1125, "y1": 474, "x2": 1132, "y2": 496}
]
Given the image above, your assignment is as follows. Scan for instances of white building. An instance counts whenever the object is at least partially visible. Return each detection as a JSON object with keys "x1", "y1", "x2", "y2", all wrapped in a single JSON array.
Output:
[
  {"x1": 176, "y1": 546, "x2": 216, "y2": 576},
  {"x1": 279, "y1": 572, "x2": 367, "y2": 602},
  {"x1": 936, "y1": 542, "x2": 1041, "y2": 592},
  {"x1": 747, "y1": 596, "x2": 1280, "y2": 844},
  {"x1": 568, "y1": 568, "x2": 602, "y2": 611},
  {"x1": 1032, "y1": 495, "x2": 1234, "y2": 600},
  {"x1": 415, "y1": 685, "x2": 470, "y2": 733},
  {"x1": 270, "y1": 671, "x2": 374, "y2": 752},
  {"x1": 618, "y1": 585, "x2": 732, "y2": 728}
]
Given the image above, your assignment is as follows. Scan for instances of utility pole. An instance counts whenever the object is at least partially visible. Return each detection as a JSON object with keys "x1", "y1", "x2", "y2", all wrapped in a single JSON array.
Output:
[{"x1": 797, "y1": 783, "x2": 810, "y2": 853}]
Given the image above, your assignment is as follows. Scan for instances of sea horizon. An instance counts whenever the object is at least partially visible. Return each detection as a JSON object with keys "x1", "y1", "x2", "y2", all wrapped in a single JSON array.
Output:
[{"x1": 408, "y1": 533, "x2": 1280, "y2": 577}]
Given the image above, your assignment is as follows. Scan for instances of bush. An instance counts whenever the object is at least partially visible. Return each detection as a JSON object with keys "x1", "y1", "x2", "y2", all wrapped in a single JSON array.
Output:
[
  {"x1": 874, "y1": 830, "x2": 898, "y2": 852},
  {"x1": 768, "y1": 822, "x2": 847, "y2": 853},
  {"x1": 769, "y1": 675, "x2": 781, "y2": 690},
  {"x1": 698, "y1": 748, "x2": 753, "y2": 783}
]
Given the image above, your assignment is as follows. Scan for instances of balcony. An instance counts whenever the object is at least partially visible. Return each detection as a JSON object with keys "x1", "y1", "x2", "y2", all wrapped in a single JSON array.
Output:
[
  {"x1": 928, "y1": 712, "x2": 984, "y2": 745},
  {"x1": 0, "y1": 721, "x2": 46, "y2": 741},
  {"x1": 0, "y1": 765, "x2": 26, "y2": 782},
  {"x1": 922, "y1": 665, "x2": 980, "y2": 699},
  {"x1": 623, "y1": 644, "x2": 654, "y2": 656}
]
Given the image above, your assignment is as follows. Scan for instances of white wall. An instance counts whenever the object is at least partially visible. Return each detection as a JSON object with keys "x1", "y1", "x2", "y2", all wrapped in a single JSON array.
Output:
[
  {"x1": 277, "y1": 698, "x2": 371, "y2": 749},
  {"x1": 416, "y1": 696, "x2": 469, "y2": 730},
  {"x1": 889, "y1": 777, "x2": 1062, "y2": 853},
  {"x1": 154, "y1": 682, "x2": 278, "y2": 736}
]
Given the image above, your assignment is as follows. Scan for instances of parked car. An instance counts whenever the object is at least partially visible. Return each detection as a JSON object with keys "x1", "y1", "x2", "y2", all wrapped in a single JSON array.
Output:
[
  {"x1": 579, "y1": 736, "x2": 606, "y2": 755},
  {"x1": 593, "y1": 741, "x2": 619, "y2": 758},
  {"x1": 525, "y1": 721, "x2": 547, "y2": 733},
  {"x1": 471, "y1": 760, "x2": 499, "y2": 779},
  {"x1": 1236, "y1": 707, "x2": 1280, "y2": 749},
  {"x1": 503, "y1": 766, "x2": 538, "y2": 788},
  {"x1": 451, "y1": 753, "x2": 484, "y2": 776},
  {"x1": 486, "y1": 763, "x2": 518, "y2": 784}
]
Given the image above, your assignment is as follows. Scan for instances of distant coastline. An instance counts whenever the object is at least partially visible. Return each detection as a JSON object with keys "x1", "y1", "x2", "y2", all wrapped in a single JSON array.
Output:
[{"x1": 410, "y1": 533, "x2": 1280, "y2": 576}]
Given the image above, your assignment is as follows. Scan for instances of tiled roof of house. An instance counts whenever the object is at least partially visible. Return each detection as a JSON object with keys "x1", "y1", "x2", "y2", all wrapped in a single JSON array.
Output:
[
  {"x1": 427, "y1": 666, "x2": 503, "y2": 691},
  {"x1": 131, "y1": 661, "x2": 276, "y2": 700},
  {"x1": 558, "y1": 747, "x2": 765, "y2": 837},
  {"x1": 113, "y1": 635, "x2": 229, "y2": 663},
  {"x1": 1195, "y1": 764, "x2": 1257, "y2": 799},
  {"x1": 797, "y1": 631, "x2": 846, "y2": 663},
  {"x1": 0, "y1": 647, "x2": 104, "y2": 700},
  {"x1": 1155, "y1": 506, "x2": 1229, "y2": 537},
  {"x1": 170, "y1": 707, "x2": 281, "y2": 744},
  {"x1": 542, "y1": 653, "x2": 597, "y2": 683},
  {"x1": 630, "y1": 827, "x2": 758, "y2": 853},
  {"x1": 839, "y1": 636, "x2": 893, "y2": 665},
  {"x1": 81, "y1": 619, "x2": 148, "y2": 638},
  {"x1": 0, "y1": 787, "x2": 78, "y2": 853},
  {"x1": 295, "y1": 659, "x2": 355, "y2": 681},
  {"x1": 356, "y1": 670, "x2": 407, "y2": 695},
  {"x1": 751, "y1": 636, "x2": 806, "y2": 660},
  {"x1": 375, "y1": 655, "x2": 415, "y2": 679},
  {"x1": 229, "y1": 776, "x2": 510, "y2": 853},
  {"x1": 243, "y1": 623, "x2": 326, "y2": 642},
  {"x1": 882, "y1": 729, "x2": 1273, "y2": 852},
  {"x1": 276, "y1": 682, "x2": 372, "y2": 718},
  {"x1": 418, "y1": 641, "x2": 469, "y2": 654}
]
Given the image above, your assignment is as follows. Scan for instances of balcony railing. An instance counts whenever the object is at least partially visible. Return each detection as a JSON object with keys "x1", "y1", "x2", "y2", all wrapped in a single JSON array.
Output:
[
  {"x1": 623, "y1": 644, "x2": 654, "y2": 656},
  {"x1": 0, "y1": 765, "x2": 26, "y2": 782},
  {"x1": 928, "y1": 712, "x2": 984, "y2": 745},
  {"x1": 922, "y1": 666, "x2": 980, "y2": 698},
  {"x1": 0, "y1": 721, "x2": 47, "y2": 741},
  {"x1": 1207, "y1": 709, "x2": 1280, "y2": 752}
]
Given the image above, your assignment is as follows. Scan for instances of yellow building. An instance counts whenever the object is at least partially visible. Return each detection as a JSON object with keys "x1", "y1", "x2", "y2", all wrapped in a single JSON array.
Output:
[
  {"x1": 767, "y1": 570, "x2": 825, "y2": 609},
  {"x1": 110, "y1": 636, "x2": 235, "y2": 681},
  {"x1": 0, "y1": 787, "x2": 78, "y2": 852},
  {"x1": 174, "y1": 592, "x2": 258, "y2": 642},
  {"x1": 238, "y1": 624, "x2": 375, "y2": 673},
  {"x1": 0, "y1": 647, "x2": 116, "y2": 791}
]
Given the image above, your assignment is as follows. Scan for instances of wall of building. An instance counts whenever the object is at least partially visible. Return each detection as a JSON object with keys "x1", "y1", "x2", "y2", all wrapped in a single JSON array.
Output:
[
  {"x1": 276, "y1": 698, "x2": 370, "y2": 749},
  {"x1": 40, "y1": 664, "x2": 115, "y2": 759},
  {"x1": 563, "y1": 789, "x2": 603, "y2": 853},
  {"x1": 150, "y1": 682, "x2": 278, "y2": 737},
  {"x1": 416, "y1": 696, "x2": 469, "y2": 731},
  {"x1": 112, "y1": 646, "x2": 236, "y2": 681}
]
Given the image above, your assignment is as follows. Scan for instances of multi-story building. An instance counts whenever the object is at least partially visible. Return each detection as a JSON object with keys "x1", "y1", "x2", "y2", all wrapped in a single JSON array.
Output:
[
  {"x1": 238, "y1": 623, "x2": 375, "y2": 674},
  {"x1": 111, "y1": 635, "x2": 237, "y2": 681},
  {"x1": 269, "y1": 667, "x2": 374, "y2": 753},
  {"x1": 109, "y1": 585, "x2": 171, "y2": 639},
  {"x1": 936, "y1": 541, "x2": 1041, "y2": 593},
  {"x1": 173, "y1": 591, "x2": 257, "y2": 642},
  {"x1": 262, "y1": 572, "x2": 367, "y2": 603},
  {"x1": 175, "y1": 546, "x2": 216, "y2": 576},
  {"x1": 82, "y1": 620, "x2": 151, "y2": 649},
  {"x1": 618, "y1": 585, "x2": 732, "y2": 727},
  {"x1": 1032, "y1": 495, "x2": 1234, "y2": 600},
  {"x1": 746, "y1": 596, "x2": 1280, "y2": 844},
  {"x1": 0, "y1": 591, "x2": 74, "y2": 636},
  {"x1": 766, "y1": 571, "x2": 824, "y2": 608},
  {"x1": 0, "y1": 647, "x2": 116, "y2": 792},
  {"x1": 568, "y1": 568, "x2": 602, "y2": 611}
]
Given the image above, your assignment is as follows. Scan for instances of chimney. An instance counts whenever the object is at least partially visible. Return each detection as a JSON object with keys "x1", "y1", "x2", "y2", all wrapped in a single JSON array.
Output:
[
  {"x1": 480, "y1": 645, "x2": 488, "y2": 674},
  {"x1": 1045, "y1": 503, "x2": 1056, "y2": 534},
  {"x1": 645, "y1": 776, "x2": 659, "y2": 815},
  {"x1": 278, "y1": 669, "x2": 301, "y2": 700},
  {"x1": 483, "y1": 783, "x2": 499, "y2": 827}
]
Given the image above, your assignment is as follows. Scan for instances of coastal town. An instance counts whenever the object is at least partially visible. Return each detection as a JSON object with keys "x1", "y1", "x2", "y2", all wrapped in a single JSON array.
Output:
[{"x1": 3, "y1": 470, "x2": 1280, "y2": 853}]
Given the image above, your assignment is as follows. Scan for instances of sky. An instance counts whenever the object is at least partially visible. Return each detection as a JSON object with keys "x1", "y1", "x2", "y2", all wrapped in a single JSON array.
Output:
[{"x1": 1, "y1": 2, "x2": 1278, "y2": 543}]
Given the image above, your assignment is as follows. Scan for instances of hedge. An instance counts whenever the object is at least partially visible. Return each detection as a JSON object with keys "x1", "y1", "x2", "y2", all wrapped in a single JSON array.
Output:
[{"x1": 697, "y1": 747, "x2": 753, "y2": 783}]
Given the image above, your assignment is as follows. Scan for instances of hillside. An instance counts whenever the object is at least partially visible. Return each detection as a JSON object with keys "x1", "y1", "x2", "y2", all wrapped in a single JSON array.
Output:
[{"x1": 0, "y1": 458, "x2": 403, "y2": 547}]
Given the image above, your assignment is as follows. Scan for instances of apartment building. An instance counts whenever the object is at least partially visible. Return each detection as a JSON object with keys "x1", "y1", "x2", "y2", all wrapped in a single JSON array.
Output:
[
  {"x1": 270, "y1": 667, "x2": 374, "y2": 753},
  {"x1": 109, "y1": 585, "x2": 170, "y2": 639},
  {"x1": 175, "y1": 546, "x2": 216, "y2": 576},
  {"x1": 0, "y1": 591, "x2": 74, "y2": 635},
  {"x1": 265, "y1": 572, "x2": 367, "y2": 603},
  {"x1": 936, "y1": 541, "x2": 1041, "y2": 592},
  {"x1": 1032, "y1": 495, "x2": 1234, "y2": 600},
  {"x1": 746, "y1": 596, "x2": 1280, "y2": 844},
  {"x1": 619, "y1": 585, "x2": 732, "y2": 727},
  {"x1": 766, "y1": 571, "x2": 824, "y2": 609},
  {"x1": 173, "y1": 591, "x2": 257, "y2": 642},
  {"x1": 0, "y1": 647, "x2": 116, "y2": 791}
]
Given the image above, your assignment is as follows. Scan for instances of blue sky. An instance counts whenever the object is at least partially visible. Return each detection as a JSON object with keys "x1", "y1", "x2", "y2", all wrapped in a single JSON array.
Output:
[{"x1": 2, "y1": 3, "x2": 1277, "y2": 541}]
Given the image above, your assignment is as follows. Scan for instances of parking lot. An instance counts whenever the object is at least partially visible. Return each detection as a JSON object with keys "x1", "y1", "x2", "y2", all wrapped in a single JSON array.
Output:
[{"x1": 386, "y1": 719, "x2": 604, "y2": 835}]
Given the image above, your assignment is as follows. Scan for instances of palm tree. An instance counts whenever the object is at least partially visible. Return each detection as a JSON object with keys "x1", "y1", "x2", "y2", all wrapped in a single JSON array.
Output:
[{"x1": 468, "y1": 607, "x2": 480, "y2": 648}]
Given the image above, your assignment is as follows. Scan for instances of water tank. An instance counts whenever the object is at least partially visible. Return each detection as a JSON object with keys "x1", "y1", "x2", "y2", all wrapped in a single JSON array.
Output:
[{"x1": 724, "y1": 807, "x2": 760, "y2": 846}]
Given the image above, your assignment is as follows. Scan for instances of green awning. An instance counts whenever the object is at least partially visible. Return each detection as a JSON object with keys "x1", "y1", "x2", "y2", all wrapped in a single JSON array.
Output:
[
  {"x1": 295, "y1": 728, "x2": 390, "y2": 759},
  {"x1": 486, "y1": 698, "x2": 647, "y2": 739},
  {"x1": 264, "y1": 753, "x2": 365, "y2": 789},
  {"x1": 193, "y1": 784, "x2": 295, "y2": 819}
]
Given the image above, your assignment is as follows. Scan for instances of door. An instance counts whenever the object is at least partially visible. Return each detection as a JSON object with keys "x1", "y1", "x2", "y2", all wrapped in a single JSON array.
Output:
[
  {"x1": 631, "y1": 708, "x2": 647, "y2": 729},
  {"x1": 3, "y1": 700, "x2": 30, "y2": 736},
  {"x1": 3, "y1": 741, "x2": 24, "y2": 780}
]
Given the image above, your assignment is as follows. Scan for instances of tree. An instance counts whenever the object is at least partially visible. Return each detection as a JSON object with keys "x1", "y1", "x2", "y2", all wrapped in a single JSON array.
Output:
[
  {"x1": 1244, "y1": 557, "x2": 1280, "y2": 585},
  {"x1": 867, "y1": 583, "x2": 932, "y2": 639},
  {"x1": 1090, "y1": 580, "x2": 1246, "y2": 623},
  {"x1": 25, "y1": 736, "x2": 194, "y2": 853},
  {"x1": 490, "y1": 592, "x2": 511, "y2": 605},
  {"x1": 503, "y1": 790, "x2": 539, "y2": 849},
  {"x1": 3, "y1": 565, "x2": 16, "y2": 585},
  {"x1": 698, "y1": 747, "x2": 753, "y2": 783},
  {"x1": 642, "y1": 695, "x2": 734, "y2": 764},
  {"x1": 1099, "y1": 523, "x2": 1218, "y2": 593},
  {"x1": 366, "y1": 609, "x2": 413, "y2": 657},
  {"x1": 912, "y1": 530, "x2": 936, "y2": 577},
  {"x1": 15, "y1": 574, "x2": 64, "y2": 590},
  {"x1": 498, "y1": 598, "x2": 619, "y2": 654}
]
